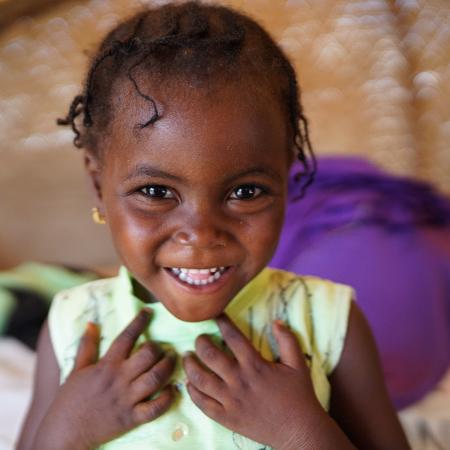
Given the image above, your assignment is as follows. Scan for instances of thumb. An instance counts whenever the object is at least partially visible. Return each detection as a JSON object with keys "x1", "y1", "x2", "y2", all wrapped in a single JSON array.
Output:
[
  {"x1": 272, "y1": 320, "x2": 306, "y2": 371},
  {"x1": 73, "y1": 322, "x2": 100, "y2": 371}
]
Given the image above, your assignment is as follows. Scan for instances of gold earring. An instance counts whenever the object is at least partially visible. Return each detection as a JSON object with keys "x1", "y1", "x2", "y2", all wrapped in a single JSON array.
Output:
[{"x1": 92, "y1": 207, "x2": 106, "y2": 225}]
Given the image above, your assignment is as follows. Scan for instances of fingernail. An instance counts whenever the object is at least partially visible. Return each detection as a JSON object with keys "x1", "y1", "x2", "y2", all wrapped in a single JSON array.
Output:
[
  {"x1": 140, "y1": 307, "x2": 152, "y2": 316},
  {"x1": 274, "y1": 320, "x2": 291, "y2": 333},
  {"x1": 86, "y1": 321, "x2": 96, "y2": 331}
]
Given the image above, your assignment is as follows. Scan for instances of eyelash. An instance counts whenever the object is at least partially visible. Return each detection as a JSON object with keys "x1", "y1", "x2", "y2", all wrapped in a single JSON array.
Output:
[
  {"x1": 139, "y1": 185, "x2": 175, "y2": 199},
  {"x1": 229, "y1": 184, "x2": 265, "y2": 200},
  {"x1": 138, "y1": 184, "x2": 266, "y2": 201}
]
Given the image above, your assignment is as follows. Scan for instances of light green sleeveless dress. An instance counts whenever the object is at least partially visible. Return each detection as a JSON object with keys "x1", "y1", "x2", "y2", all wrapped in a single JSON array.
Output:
[{"x1": 48, "y1": 267, "x2": 353, "y2": 450}]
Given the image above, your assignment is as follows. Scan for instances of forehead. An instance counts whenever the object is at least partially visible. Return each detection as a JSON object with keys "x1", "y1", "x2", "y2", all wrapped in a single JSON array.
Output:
[{"x1": 102, "y1": 79, "x2": 290, "y2": 177}]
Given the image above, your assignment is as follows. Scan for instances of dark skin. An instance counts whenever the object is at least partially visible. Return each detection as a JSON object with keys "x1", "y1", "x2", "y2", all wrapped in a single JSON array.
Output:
[
  {"x1": 17, "y1": 80, "x2": 410, "y2": 449},
  {"x1": 26, "y1": 311, "x2": 176, "y2": 450},
  {"x1": 17, "y1": 304, "x2": 408, "y2": 449},
  {"x1": 184, "y1": 307, "x2": 410, "y2": 450},
  {"x1": 184, "y1": 314, "x2": 353, "y2": 449}
]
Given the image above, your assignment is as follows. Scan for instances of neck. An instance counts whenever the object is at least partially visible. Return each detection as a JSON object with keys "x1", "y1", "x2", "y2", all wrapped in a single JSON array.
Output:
[{"x1": 131, "y1": 278, "x2": 157, "y2": 303}]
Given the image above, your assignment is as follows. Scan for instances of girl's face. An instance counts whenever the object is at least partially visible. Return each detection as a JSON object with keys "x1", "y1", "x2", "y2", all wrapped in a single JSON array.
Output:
[{"x1": 88, "y1": 82, "x2": 292, "y2": 322}]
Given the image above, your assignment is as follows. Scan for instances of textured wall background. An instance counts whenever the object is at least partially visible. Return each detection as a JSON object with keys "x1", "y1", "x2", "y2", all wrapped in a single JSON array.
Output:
[{"x1": 0, "y1": 0, "x2": 449, "y2": 268}]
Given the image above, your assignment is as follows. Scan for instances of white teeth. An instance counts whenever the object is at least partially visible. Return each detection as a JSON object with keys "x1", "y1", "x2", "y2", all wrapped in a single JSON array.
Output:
[
  {"x1": 171, "y1": 267, "x2": 225, "y2": 274},
  {"x1": 168, "y1": 266, "x2": 228, "y2": 286}
]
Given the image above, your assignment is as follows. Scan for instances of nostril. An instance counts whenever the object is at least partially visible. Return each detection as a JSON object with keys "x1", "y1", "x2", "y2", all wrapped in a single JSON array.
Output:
[
  {"x1": 173, "y1": 231, "x2": 191, "y2": 245},
  {"x1": 172, "y1": 228, "x2": 227, "y2": 249}
]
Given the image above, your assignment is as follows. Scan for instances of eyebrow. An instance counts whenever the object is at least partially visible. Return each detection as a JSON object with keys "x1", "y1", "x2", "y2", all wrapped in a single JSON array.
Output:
[
  {"x1": 125, "y1": 164, "x2": 282, "y2": 184},
  {"x1": 223, "y1": 167, "x2": 283, "y2": 184},
  {"x1": 125, "y1": 165, "x2": 183, "y2": 182}
]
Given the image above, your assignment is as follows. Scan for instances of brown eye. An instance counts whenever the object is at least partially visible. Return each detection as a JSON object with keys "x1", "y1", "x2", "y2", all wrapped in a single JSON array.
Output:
[
  {"x1": 140, "y1": 185, "x2": 175, "y2": 199},
  {"x1": 230, "y1": 184, "x2": 263, "y2": 200}
]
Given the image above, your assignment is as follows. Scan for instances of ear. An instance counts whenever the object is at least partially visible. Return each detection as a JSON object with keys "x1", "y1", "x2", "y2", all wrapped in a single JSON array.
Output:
[{"x1": 84, "y1": 150, "x2": 103, "y2": 204}]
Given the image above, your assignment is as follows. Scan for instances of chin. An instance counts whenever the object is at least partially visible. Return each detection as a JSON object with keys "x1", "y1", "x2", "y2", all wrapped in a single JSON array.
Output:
[{"x1": 167, "y1": 303, "x2": 224, "y2": 322}]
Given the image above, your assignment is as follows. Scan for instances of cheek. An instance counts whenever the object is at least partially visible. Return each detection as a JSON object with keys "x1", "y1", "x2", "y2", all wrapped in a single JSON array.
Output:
[
  {"x1": 107, "y1": 204, "x2": 166, "y2": 258},
  {"x1": 245, "y1": 203, "x2": 286, "y2": 261}
]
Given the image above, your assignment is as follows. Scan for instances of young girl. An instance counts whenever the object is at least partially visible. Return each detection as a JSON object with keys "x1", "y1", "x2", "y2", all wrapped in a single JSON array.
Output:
[{"x1": 17, "y1": 2, "x2": 410, "y2": 449}]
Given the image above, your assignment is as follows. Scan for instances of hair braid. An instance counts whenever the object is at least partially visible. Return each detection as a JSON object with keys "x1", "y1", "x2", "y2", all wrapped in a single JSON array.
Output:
[
  {"x1": 56, "y1": 94, "x2": 85, "y2": 148},
  {"x1": 57, "y1": 1, "x2": 317, "y2": 196}
]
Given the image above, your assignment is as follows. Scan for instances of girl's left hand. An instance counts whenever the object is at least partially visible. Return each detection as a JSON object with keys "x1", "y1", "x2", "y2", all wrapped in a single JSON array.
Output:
[{"x1": 182, "y1": 314, "x2": 332, "y2": 450}]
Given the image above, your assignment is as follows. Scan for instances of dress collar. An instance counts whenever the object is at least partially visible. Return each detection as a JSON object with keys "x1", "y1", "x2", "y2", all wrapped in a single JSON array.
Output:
[{"x1": 112, "y1": 266, "x2": 271, "y2": 343}]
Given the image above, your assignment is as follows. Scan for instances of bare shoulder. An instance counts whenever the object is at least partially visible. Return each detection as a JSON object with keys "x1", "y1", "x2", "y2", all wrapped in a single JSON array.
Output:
[
  {"x1": 329, "y1": 302, "x2": 410, "y2": 450},
  {"x1": 15, "y1": 320, "x2": 60, "y2": 450}
]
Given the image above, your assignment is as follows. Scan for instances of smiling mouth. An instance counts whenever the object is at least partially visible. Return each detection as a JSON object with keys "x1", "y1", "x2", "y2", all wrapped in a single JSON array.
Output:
[{"x1": 165, "y1": 266, "x2": 229, "y2": 286}]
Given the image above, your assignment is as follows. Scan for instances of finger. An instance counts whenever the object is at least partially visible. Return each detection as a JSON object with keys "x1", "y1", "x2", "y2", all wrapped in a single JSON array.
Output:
[
  {"x1": 183, "y1": 352, "x2": 225, "y2": 401},
  {"x1": 103, "y1": 308, "x2": 152, "y2": 362},
  {"x1": 272, "y1": 320, "x2": 306, "y2": 370},
  {"x1": 129, "y1": 352, "x2": 177, "y2": 404},
  {"x1": 186, "y1": 382, "x2": 224, "y2": 422},
  {"x1": 122, "y1": 341, "x2": 163, "y2": 382},
  {"x1": 215, "y1": 314, "x2": 259, "y2": 365},
  {"x1": 194, "y1": 335, "x2": 236, "y2": 380},
  {"x1": 132, "y1": 385, "x2": 175, "y2": 425},
  {"x1": 73, "y1": 322, "x2": 100, "y2": 371}
]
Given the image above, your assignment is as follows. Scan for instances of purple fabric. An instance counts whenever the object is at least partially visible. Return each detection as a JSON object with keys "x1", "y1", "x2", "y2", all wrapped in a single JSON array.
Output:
[{"x1": 271, "y1": 156, "x2": 450, "y2": 409}]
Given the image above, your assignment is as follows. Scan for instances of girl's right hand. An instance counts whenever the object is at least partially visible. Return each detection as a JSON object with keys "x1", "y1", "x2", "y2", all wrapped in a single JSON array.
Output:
[{"x1": 33, "y1": 309, "x2": 176, "y2": 450}]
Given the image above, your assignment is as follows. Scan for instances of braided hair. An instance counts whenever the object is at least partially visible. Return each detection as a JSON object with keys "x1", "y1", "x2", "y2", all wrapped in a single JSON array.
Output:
[{"x1": 58, "y1": 1, "x2": 316, "y2": 195}]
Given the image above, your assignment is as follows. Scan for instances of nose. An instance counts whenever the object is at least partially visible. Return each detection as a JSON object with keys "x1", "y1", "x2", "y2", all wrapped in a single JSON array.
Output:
[{"x1": 172, "y1": 213, "x2": 228, "y2": 249}]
